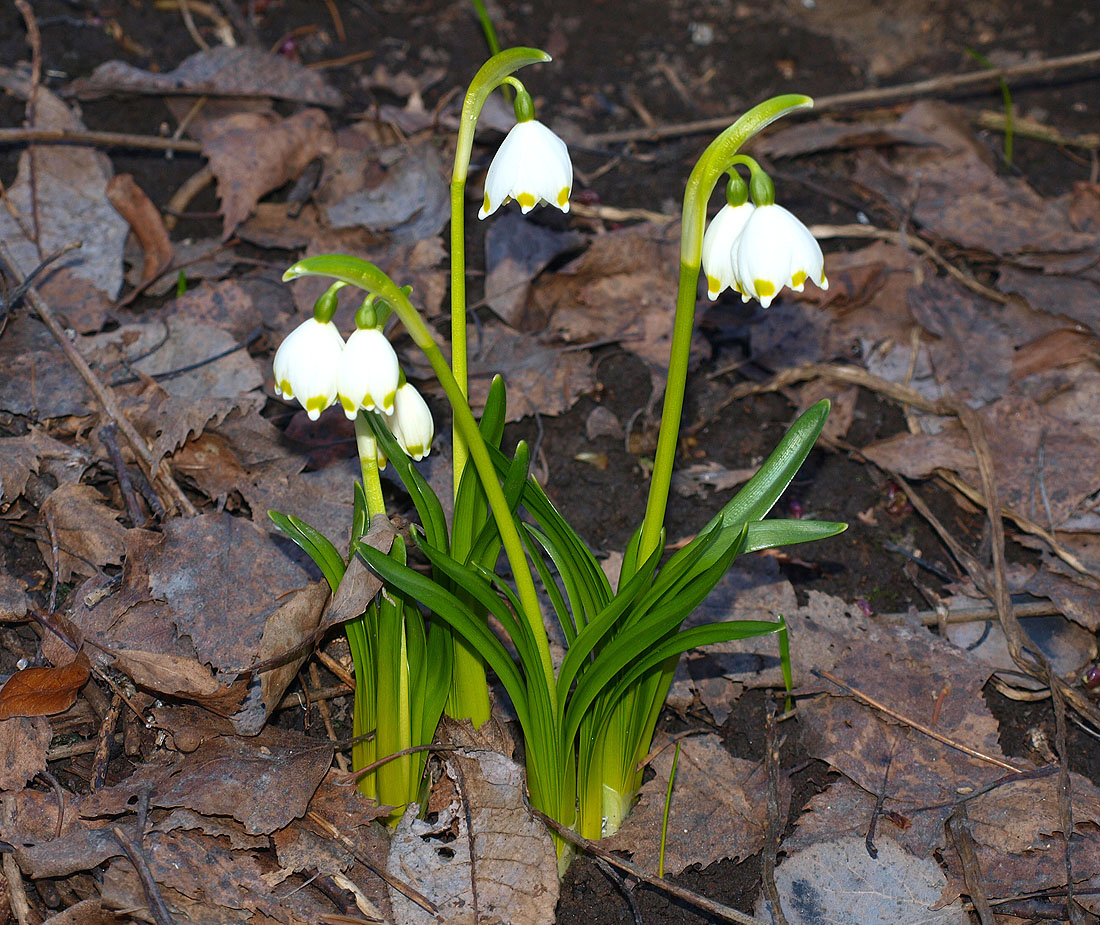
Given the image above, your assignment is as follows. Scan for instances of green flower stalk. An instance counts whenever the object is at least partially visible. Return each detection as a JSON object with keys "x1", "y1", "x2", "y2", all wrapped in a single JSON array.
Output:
[{"x1": 446, "y1": 48, "x2": 571, "y2": 727}]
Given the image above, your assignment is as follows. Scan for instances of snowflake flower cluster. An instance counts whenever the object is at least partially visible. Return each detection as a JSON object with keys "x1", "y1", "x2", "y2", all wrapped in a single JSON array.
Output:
[{"x1": 273, "y1": 317, "x2": 433, "y2": 461}]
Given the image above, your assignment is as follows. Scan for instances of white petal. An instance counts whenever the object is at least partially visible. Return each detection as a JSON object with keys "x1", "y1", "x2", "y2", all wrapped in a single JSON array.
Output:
[
  {"x1": 733, "y1": 204, "x2": 826, "y2": 308},
  {"x1": 388, "y1": 383, "x2": 434, "y2": 461},
  {"x1": 273, "y1": 318, "x2": 344, "y2": 418},
  {"x1": 337, "y1": 328, "x2": 401, "y2": 419},
  {"x1": 701, "y1": 202, "x2": 754, "y2": 300},
  {"x1": 478, "y1": 120, "x2": 572, "y2": 219}
]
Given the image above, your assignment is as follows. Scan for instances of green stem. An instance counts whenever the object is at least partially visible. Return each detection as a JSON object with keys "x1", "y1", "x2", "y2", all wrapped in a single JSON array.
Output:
[
  {"x1": 354, "y1": 414, "x2": 386, "y2": 517},
  {"x1": 449, "y1": 48, "x2": 552, "y2": 501},
  {"x1": 636, "y1": 94, "x2": 813, "y2": 566}
]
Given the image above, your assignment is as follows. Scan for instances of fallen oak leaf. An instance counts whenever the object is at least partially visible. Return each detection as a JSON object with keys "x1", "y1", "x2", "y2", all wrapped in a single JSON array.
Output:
[{"x1": 0, "y1": 652, "x2": 90, "y2": 719}]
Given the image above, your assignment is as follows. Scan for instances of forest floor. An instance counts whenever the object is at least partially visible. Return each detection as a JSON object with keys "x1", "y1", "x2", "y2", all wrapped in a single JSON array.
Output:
[{"x1": 2, "y1": 0, "x2": 1100, "y2": 922}]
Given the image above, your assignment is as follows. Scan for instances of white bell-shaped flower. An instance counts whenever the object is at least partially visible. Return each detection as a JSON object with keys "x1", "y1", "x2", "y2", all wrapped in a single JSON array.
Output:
[
  {"x1": 273, "y1": 318, "x2": 345, "y2": 421},
  {"x1": 701, "y1": 202, "x2": 755, "y2": 300},
  {"x1": 478, "y1": 120, "x2": 573, "y2": 220},
  {"x1": 337, "y1": 327, "x2": 401, "y2": 419},
  {"x1": 386, "y1": 382, "x2": 434, "y2": 461},
  {"x1": 732, "y1": 203, "x2": 828, "y2": 309}
]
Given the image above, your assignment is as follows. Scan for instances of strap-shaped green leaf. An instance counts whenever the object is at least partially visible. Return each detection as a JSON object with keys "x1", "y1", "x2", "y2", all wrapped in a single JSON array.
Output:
[
  {"x1": 713, "y1": 399, "x2": 830, "y2": 528},
  {"x1": 743, "y1": 518, "x2": 846, "y2": 553},
  {"x1": 268, "y1": 510, "x2": 345, "y2": 591},
  {"x1": 357, "y1": 541, "x2": 530, "y2": 731}
]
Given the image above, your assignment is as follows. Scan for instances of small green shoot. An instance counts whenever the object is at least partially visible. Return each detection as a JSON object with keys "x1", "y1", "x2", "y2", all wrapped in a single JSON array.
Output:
[{"x1": 658, "y1": 740, "x2": 681, "y2": 878}]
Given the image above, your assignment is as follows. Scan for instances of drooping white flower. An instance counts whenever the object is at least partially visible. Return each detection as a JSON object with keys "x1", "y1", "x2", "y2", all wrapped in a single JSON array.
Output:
[
  {"x1": 701, "y1": 202, "x2": 755, "y2": 300},
  {"x1": 478, "y1": 120, "x2": 573, "y2": 220},
  {"x1": 732, "y1": 203, "x2": 828, "y2": 309},
  {"x1": 273, "y1": 318, "x2": 345, "y2": 421},
  {"x1": 386, "y1": 382, "x2": 434, "y2": 461},
  {"x1": 337, "y1": 327, "x2": 401, "y2": 419}
]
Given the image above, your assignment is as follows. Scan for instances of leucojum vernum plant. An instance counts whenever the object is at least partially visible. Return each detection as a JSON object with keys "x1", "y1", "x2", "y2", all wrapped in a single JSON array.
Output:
[{"x1": 269, "y1": 47, "x2": 846, "y2": 868}]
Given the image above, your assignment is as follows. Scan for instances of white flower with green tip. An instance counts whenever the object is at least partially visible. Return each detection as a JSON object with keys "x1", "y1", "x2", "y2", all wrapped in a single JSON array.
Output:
[
  {"x1": 337, "y1": 327, "x2": 401, "y2": 419},
  {"x1": 478, "y1": 120, "x2": 573, "y2": 219},
  {"x1": 387, "y1": 382, "x2": 434, "y2": 461},
  {"x1": 701, "y1": 202, "x2": 755, "y2": 300},
  {"x1": 272, "y1": 317, "x2": 345, "y2": 420},
  {"x1": 733, "y1": 203, "x2": 828, "y2": 309}
]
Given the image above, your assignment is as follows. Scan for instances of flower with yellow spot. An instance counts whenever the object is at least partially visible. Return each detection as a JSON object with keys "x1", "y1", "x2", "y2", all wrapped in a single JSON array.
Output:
[
  {"x1": 733, "y1": 203, "x2": 828, "y2": 309},
  {"x1": 272, "y1": 317, "x2": 345, "y2": 421},
  {"x1": 478, "y1": 86, "x2": 572, "y2": 220},
  {"x1": 337, "y1": 327, "x2": 401, "y2": 419},
  {"x1": 386, "y1": 381, "x2": 434, "y2": 461},
  {"x1": 701, "y1": 201, "x2": 755, "y2": 300}
]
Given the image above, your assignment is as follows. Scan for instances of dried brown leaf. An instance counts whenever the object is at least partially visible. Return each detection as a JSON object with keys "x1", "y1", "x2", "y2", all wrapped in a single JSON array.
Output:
[
  {"x1": 0, "y1": 653, "x2": 90, "y2": 719},
  {"x1": 80, "y1": 729, "x2": 333, "y2": 834},
  {"x1": 605, "y1": 733, "x2": 782, "y2": 874},
  {"x1": 37, "y1": 484, "x2": 129, "y2": 582},
  {"x1": 465, "y1": 322, "x2": 595, "y2": 421},
  {"x1": 863, "y1": 397, "x2": 1100, "y2": 529},
  {"x1": 106, "y1": 173, "x2": 173, "y2": 286},
  {"x1": 101, "y1": 829, "x2": 338, "y2": 923},
  {"x1": 199, "y1": 108, "x2": 335, "y2": 235},
  {"x1": 0, "y1": 429, "x2": 89, "y2": 506},
  {"x1": 387, "y1": 748, "x2": 558, "y2": 924},
  {"x1": 0, "y1": 715, "x2": 52, "y2": 790},
  {"x1": 67, "y1": 45, "x2": 342, "y2": 106},
  {"x1": 755, "y1": 836, "x2": 969, "y2": 924},
  {"x1": 0, "y1": 69, "x2": 128, "y2": 303}
]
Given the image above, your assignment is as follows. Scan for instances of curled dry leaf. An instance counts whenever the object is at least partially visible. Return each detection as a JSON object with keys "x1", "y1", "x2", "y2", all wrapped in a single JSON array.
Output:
[
  {"x1": 0, "y1": 652, "x2": 90, "y2": 720},
  {"x1": 106, "y1": 173, "x2": 174, "y2": 286}
]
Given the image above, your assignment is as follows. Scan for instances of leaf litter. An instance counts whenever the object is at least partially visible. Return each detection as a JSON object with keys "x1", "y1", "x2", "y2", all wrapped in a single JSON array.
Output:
[{"x1": 2, "y1": 4, "x2": 1100, "y2": 922}]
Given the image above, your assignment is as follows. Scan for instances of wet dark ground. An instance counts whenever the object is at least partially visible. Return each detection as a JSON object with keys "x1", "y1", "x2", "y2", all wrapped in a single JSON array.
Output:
[{"x1": 2, "y1": 0, "x2": 1099, "y2": 921}]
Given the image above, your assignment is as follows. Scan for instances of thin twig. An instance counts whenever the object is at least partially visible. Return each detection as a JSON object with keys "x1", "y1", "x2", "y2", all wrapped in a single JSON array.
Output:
[
  {"x1": 531, "y1": 807, "x2": 770, "y2": 925},
  {"x1": 14, "y1": 0, "x2": 43, "y2": 256},
  {"x1": 0, "y1": 241, "x2": 198, "y2": 516},
  {"x1": 101, "y1": 421, "x2": 147, "y2": 527},
  {"x1": 587, "y1": 48, "x2": 1100, "y2": 144},
  {"x1": 813, "y1": 667, "x2": 1028, "y2": 774},
  {"x1": 113, "y1": 824, "x2": 175, "y2": 925},
  {"x1": 450, "y1": 756, "x2": 480, "y2": 924},
  {"x1": 761, "y1": 700, "x2": 788, "y2": 925},
  {"x1": 0, "y1": 127, "x2": 202, "y2": 153},
  {"x1": 1049, "y1": 658, "x2": 1085, "y2": 925},
  {"x1": 309, "y1": 663, "x2": 347, "y2": 773},
  {"x1": 306, "y1": 811, "x2": 441, "y2": 920},
  {"x1": 946, "y1": 803, "x2": 996, "y2": 925},
  {"x1": 594, "y1": 856, "x2": 643, "y2": 925}
]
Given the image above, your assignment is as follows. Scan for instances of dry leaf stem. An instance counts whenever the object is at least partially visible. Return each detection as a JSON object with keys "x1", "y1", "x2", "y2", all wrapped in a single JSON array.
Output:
[{"x1": 0, "y1": 127, "x2": 202, "y2": 153}]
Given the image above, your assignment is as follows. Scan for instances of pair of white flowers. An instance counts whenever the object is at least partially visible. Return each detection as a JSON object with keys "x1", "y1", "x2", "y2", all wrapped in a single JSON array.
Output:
[
  {"x1": 273, "y1": 318, "x2": 433, "y2": 461},
  {"x1": 701, "y1": 200, "x2": 828, "y2": 308}
]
